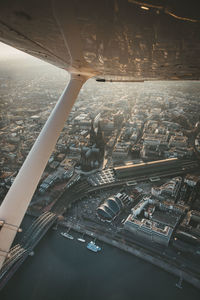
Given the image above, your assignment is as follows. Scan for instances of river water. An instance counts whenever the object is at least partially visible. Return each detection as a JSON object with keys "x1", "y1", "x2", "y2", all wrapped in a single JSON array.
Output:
[{"x1": 1, "y1": 216, "x2": 200, "y2": 300}]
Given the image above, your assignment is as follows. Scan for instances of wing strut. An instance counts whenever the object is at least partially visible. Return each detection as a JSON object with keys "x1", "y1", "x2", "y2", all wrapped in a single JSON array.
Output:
[{"x1": 0, "y1": 73, "x2": 88, "y2": 269}]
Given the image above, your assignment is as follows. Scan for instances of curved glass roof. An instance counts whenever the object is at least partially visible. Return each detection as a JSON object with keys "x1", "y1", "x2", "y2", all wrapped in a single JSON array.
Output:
[
  {"x1": 97, "y1": 208, "x2": 112, "y2": 220},
  {"x1": 106, "y1": 198, "x2": 120, "y2": 214}
]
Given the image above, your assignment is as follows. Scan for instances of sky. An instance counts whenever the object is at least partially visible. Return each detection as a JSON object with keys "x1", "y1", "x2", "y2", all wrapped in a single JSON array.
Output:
[
  {"x1": 0, "y1": 41, "x2": 45, "y2": 65},
  {"x1": 0, "y1": 42, "x2": 29, "y2": 60}
]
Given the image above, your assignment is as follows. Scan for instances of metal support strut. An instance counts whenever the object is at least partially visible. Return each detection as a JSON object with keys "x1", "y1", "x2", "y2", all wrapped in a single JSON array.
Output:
[{"x1": 0, "y1": 73, "x2": 88, "y2": 269}]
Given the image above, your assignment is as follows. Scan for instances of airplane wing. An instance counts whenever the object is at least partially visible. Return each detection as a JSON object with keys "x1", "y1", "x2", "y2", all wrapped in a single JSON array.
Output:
[{"x1": 0, "y1": 0, "x2": 199, "y2": 80}]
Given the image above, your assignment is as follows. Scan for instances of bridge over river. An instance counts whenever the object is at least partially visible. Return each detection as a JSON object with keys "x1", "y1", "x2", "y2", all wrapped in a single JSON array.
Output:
[
  {"x1": 0, "y1": 212, "x2": 57, "y2": 290},
  {"x1": 0, "y1": 158, "x2": 199, "y2": 289}
]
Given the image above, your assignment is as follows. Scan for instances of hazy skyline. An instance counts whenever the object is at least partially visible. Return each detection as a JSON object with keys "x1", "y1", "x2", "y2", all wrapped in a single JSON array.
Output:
[
  {"x1": 0, "y1": 41, "x2": 48, "y2": 66},
  {"x1": 0, "y1": 42, "x2": 30, "y2": 59}
]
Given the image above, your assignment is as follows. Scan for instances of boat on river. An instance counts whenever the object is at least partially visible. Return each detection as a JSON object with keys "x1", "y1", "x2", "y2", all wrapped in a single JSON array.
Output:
[
  {"x1": 77, "y1": 233, "x2": 86, "y2": 243},
  {"x1": 87, "y1": 241, "x2": 101, "y2": 252},
  {"x1": 61, "y1": 232, "x2": 74, "y2": 240},
  {"x1": 77, "y1": 237, "x2": 86, "y2": 243}
]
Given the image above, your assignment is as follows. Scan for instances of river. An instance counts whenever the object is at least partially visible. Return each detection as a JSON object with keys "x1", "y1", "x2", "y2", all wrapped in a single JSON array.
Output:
[{"x1": 1, "y1": 216, "x2": 200, "y2": 300}]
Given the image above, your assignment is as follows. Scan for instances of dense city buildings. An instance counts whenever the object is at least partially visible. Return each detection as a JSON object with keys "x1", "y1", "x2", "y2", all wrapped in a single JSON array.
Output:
[{"x1": 0, "y1": 60, "x2": 200, "y2": 289}]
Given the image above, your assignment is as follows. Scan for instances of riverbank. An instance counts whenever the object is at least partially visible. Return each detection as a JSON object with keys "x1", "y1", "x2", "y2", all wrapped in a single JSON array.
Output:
[
  {"x1": 60, "y1": 220, "x2": 200, "y2": 290},
  {"x1": 24, "y1": 210, "x2": 200, "y2": 290}
]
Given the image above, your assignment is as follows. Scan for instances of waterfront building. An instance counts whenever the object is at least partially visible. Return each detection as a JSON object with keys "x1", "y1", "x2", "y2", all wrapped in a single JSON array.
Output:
[
  {"x1": 131, "y1": 197, "x2": 155, "y2": 217},
  {"x1": 124, "y1": 215, "x2": 173, "y2": 246},
  {"x1": 151, "y1": 209, "x2": 181, "y2": 228}
]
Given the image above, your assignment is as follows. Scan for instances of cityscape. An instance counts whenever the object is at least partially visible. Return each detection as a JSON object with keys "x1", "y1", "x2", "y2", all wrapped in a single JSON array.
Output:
[{"x1": 0, "y1": 53, "x2": 200, "y2": 298}]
